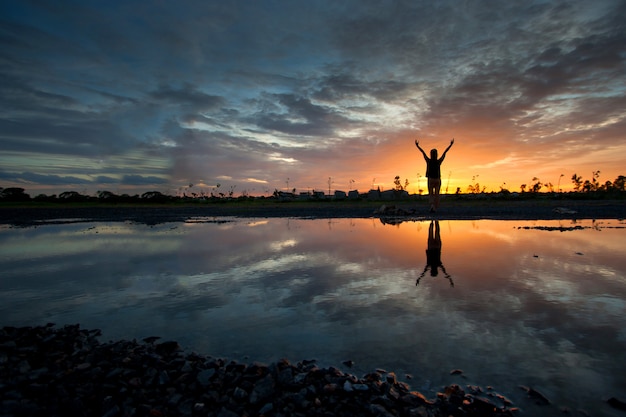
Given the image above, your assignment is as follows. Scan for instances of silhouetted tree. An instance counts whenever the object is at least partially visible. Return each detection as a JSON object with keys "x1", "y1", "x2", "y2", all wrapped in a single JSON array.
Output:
[
  {"x1": 33, "y1": 193, "x2": 57, "y2": 202},
  {"x1": 394, "y1": 176, "x2": 403, "y2": 191},
  {"x1": 97, "y1": 190, "x2": 117, "y2": 200},
  {"x1": 467, "y1": 176, "x2": 485, "y2": 194},
  {"x1": 59, "y1": 191, "x2": 87, "y2": 202},
  {"x1": 591, "y1": 170, "x2": 601, "y2": 191},
  {"x1": 571, "y1": 173, "x2": 582, "y2": 191},
  {"x1": 0, "y1": 187, "x2": 31, "y2": 201},
  {"x1": 530, "y1": 177, "x2": 542, "y2": 193},
  {"x1": 141, "y1": 191, "x2": 169, "y2": 202}
]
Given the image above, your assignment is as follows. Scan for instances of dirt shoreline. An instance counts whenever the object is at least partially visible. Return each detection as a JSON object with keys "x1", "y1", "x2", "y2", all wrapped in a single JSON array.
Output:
[{"x1": 1, "y1": 199, "x2": 624, "y2": 226}]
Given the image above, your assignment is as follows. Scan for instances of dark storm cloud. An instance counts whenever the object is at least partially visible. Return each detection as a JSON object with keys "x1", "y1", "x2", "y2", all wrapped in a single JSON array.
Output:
[
  {"x1": 251, "y1": 93, "x2": 347, "y2": 137},
  {"x1": 313, "y1": 69, "x2": 416, "y2": 103},
  {"x1": 149, "y1": 84, "x2": 225, "y2": 110},
  {"x1": 0, "y1": 170, "x2": 91, "y2": 185},
  {"x1": 0, "y1": 170, "x2": 166, "y2": 188},
  {"x1": 120, "y1": 175, "x2": 168, "y2": 185},
  {"x1": 1, "y1": 0, "x2": 625, "y2": 194},
  {"x1": 522, "y1": 31, "x2": 626, "y2": 99}
]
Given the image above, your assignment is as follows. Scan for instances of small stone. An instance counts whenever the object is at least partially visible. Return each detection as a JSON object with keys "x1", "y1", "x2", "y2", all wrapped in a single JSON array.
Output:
[
  {"x1": 370, "y1": 403, "x2": 394, "y2": 417},
  {"x1": 496, "y1": 393, "x2": 513, "y2": 406},
  {"x1": 450, "y1": 369, "x2": 463, "y2": 375},
  {"x1": 105, "y1": 368, "x2": 124, "y2": 379},
  {"x1": 233, "y1": 387, "x2": 248, "y2": 401},
  {"x1": 128, "y1": 377, "x2": 141, "y2": 387},
  {"x1": 343, "y1": 380, "x2": 353, "y2": 392},
  {"x1": 197, "y1": 368, "x2": 216, "y2": 386},
  {"x1": 259, "y1": 402, "x2": 273, "y2": 414},
  {"x1": 323, "y1": 383, "x2": 338, "y2": 393},
  {"x1": 158, "y1": 370, "x2": 170, "y2": 385},
  {"x1": 402, "y1": 391, "x2": 433, "y2": 406},
  {"x1": 216, "y1": 407, "x2": 239, "y2": 417},
  {"x1": 353, "y1": 383, "x2": 369, "y2": 391},
  {"x1": 520, "y1": 385, "x2": 550, "y2": 405},
  {"x1": 471, "y1": 396, "x2": 498, "y2": 413},
  {"x1": 155, "y1": 341, "x2": 181, "y2": 356},
  {"x1": 102, "y1": 405, "x2": 121, "y2": 417},
  {"x1": 277, "y1": 367, "x2": 293, "y2": 385},
  {"x1": 342, "y1": 360, "x2": 354, "y2": 368},
  {"x1": 18, "y1": 360, "x2": 31, "y2": 373},
  {"x1": 143, "y1": 336, "x2": 161, "y2": 344},
  {"x1": 168, "y1": 393, "x2": 183, "y2": 406},
  {"x1": 250, "y1": 375, "x2": 275, "y2": 404}
]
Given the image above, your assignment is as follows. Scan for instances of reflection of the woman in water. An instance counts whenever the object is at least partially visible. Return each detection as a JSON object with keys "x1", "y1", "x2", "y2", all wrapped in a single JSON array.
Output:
[{"x1": 417, "y1": 220, "x2": 454, "y2": 287}]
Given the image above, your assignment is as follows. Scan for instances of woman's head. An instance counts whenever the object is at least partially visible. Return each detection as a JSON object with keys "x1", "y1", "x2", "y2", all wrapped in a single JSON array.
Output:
[{"x1": 430, "y1": 149, "x2": 438, "y2": 159}]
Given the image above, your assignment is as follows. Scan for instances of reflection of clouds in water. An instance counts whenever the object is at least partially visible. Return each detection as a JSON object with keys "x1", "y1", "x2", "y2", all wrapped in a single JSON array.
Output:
[
  {"x1": 466, "y1": 226, "x2": 517, "y2": 245},
  {"x1": 2, "y1": 218, "x2": 626, "y2": 413},
  {"x1": 269, "y1": 239, "x2": 297, "y2": 251}
]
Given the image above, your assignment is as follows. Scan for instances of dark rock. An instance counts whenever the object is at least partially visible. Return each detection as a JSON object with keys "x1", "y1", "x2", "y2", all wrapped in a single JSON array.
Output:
[
  {"x1": 197, "y1": 368, "x2": 216, "y2": 386},
  {"x1": 250, "y1": 375, "x2": 275, "y2": 404},
  {"x1": 154, "y1": 341, "x2": 180, "y2": 356},
  {"x1": 519, "y1": 385, "x2": 551, "y2": 405},
  {"x1": 608, "y1": 397, "x2": 626, "y2": 411}
]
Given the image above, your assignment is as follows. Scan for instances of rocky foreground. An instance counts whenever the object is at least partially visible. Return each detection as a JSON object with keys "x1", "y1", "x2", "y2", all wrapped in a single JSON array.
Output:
[
  {"x1": 0, "y1": 325, "x2": 528, "y2": 417},
  {"x1": 4, "y1": 325, "x2": 626, "y2": 417}
]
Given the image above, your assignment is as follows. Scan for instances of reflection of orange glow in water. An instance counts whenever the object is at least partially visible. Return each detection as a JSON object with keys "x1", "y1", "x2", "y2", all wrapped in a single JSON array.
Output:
[
  {"x1": 263, "y1": 218, "x2": 626, "y2": 288},
  {"x1": 178, "y1": 217, "x2": 626, "y2": 294}
]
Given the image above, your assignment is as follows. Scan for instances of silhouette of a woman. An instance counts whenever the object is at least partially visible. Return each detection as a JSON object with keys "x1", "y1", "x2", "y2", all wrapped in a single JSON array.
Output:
[
  {"x1": 416, "y1": 220, "x2": 453, "y2": 287},
  {"x1": 415, "y1": 138, "x2": 454, "y2": 212}
]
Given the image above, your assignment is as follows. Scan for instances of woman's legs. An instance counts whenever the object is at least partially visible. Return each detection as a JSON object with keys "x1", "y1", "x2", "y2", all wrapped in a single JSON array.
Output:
[
  {"x1": 427, "y1": 178, "x2": 442, "y2": 211},
  {"x1": 434, "y1": 179, "x2": 441, "y2": 209}
]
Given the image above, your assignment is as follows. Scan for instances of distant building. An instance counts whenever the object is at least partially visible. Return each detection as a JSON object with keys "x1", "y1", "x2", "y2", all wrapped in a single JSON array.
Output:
[
  {"x1": 334, "y1": 190, "x2": 347, "y2": 200},
  {"x1": 369, "y1": 189, "x2": 409, "y2": 200},
  {"x1": 368, "y1": 189, "x2": 381, "y2": 200},
  {"x1": 275, "y1": 191, "x2": 295, "y2": 201},
  {"x1": 348, "y1": 190, "x2": 360, "y2": 199}
]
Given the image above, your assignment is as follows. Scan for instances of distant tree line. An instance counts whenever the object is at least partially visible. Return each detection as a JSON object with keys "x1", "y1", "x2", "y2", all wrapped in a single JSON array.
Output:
[
  {"x1": 1, "y1": 172, "x2": 624, "y2": 203},
  {"x1": 0, "y1": 188, "x2": 178, "y2": 203}
]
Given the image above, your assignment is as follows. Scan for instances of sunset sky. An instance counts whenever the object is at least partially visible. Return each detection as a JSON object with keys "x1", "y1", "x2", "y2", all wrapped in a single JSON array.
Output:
[{"x1": 2, "y1": 0, "x2": 625, "y2": 196}]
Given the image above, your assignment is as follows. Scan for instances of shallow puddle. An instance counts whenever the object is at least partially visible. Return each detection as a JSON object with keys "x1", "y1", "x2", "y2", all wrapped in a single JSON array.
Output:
[{"x1": 1, "y1": 218, "x2": 625, "y2": 415}]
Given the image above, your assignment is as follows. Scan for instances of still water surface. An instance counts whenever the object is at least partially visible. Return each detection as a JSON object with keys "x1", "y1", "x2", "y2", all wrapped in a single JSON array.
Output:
[{"x1": 1, "y1": 218, "x2": 625, "y2": 415}]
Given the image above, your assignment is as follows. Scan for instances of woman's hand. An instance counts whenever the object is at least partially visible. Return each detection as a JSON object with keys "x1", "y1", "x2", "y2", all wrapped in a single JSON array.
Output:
[
  {"x1": 450, "y1": 138, "x2": 455, "y2": 145},
  {"x1": 415, "y1": 139, "x2": 420, "y2": 148}
]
